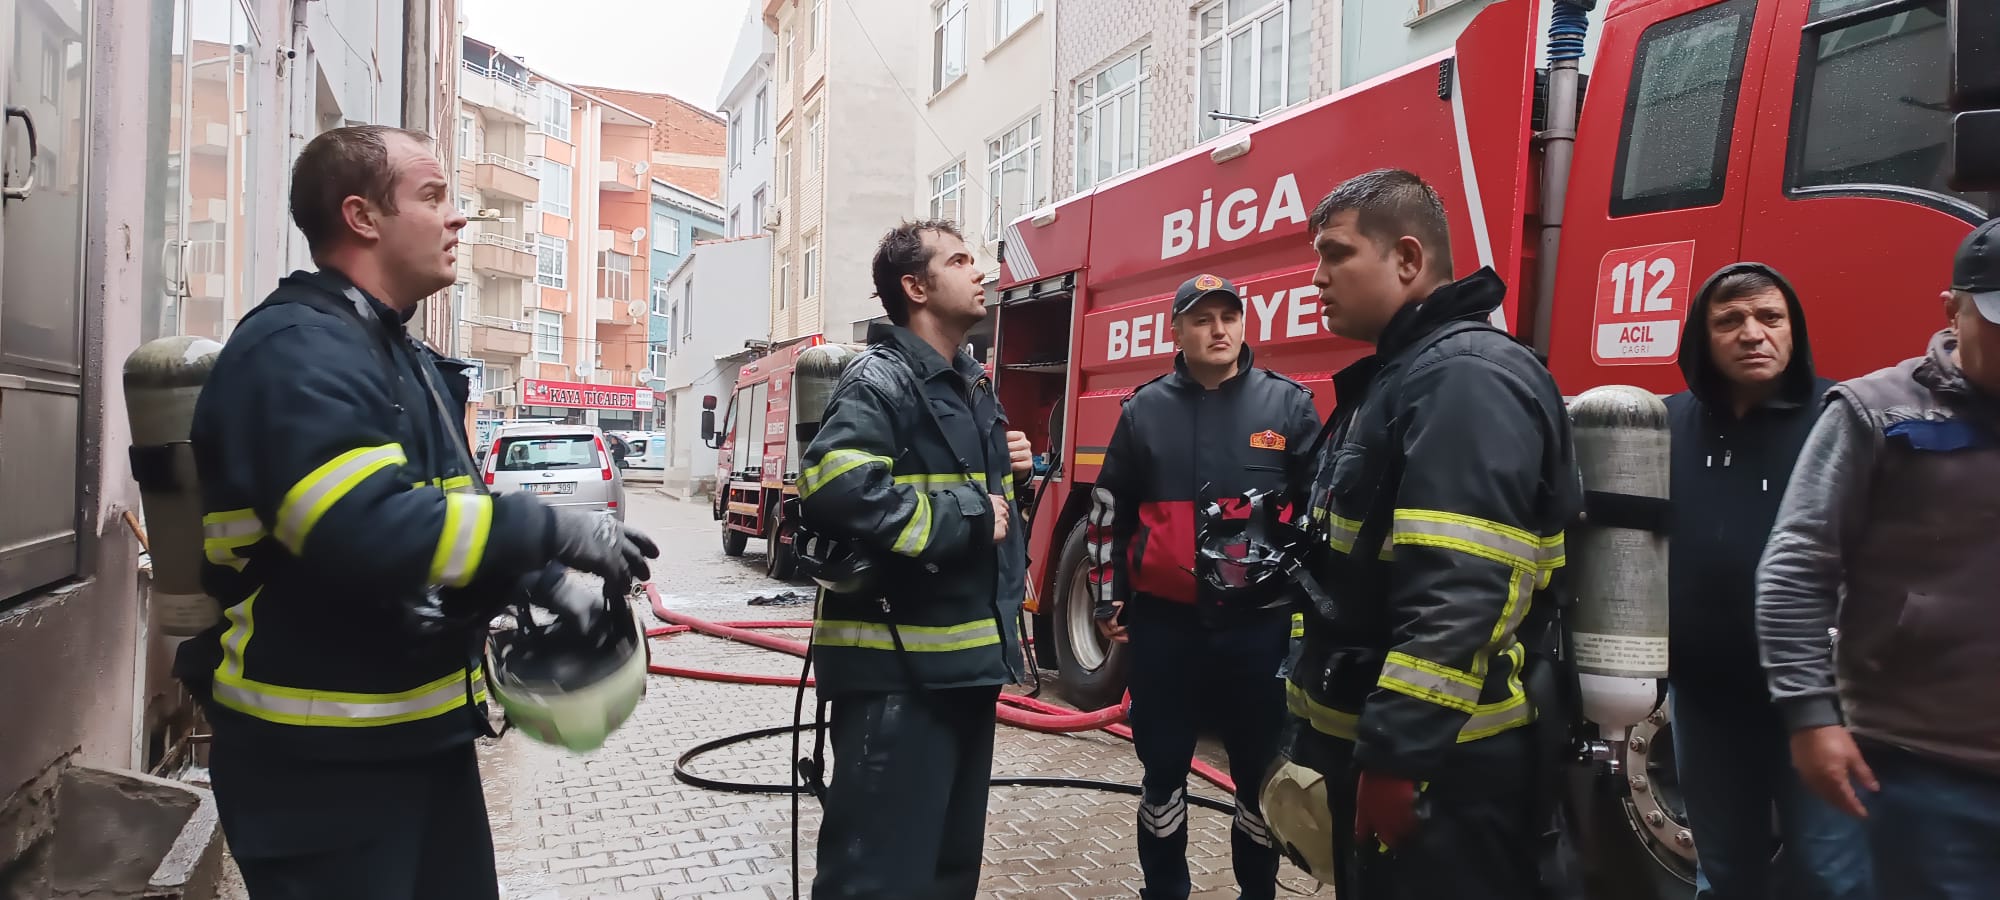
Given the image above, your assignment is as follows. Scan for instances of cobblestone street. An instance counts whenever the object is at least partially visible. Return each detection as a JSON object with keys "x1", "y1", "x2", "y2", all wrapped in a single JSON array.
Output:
[{"x1": 478, "y1": 490, "x2": 1333, "y2": 899}]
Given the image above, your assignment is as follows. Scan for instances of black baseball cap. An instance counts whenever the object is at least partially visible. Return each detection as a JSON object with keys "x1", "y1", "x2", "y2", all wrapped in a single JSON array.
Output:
[
  {"x1": 1953, "y1": 217, "x2": 2000, "y2": 324},
  {"x1": 1173, "y1": 273, "x2": 1243, "y2": 316}
]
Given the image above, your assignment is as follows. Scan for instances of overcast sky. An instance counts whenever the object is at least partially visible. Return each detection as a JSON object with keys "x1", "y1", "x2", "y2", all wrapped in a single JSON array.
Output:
[{"x1": 461, "y1": 0, "x2": 757, "y2": 113}]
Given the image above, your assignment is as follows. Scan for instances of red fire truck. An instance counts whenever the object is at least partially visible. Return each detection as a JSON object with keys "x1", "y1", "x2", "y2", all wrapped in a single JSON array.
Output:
[
  {"x1": 995, "y1": 0, "x2": 1996, "y2": 893},
  {"x1": 702, "y1": 337, "x2": 826, "y2": 581}
]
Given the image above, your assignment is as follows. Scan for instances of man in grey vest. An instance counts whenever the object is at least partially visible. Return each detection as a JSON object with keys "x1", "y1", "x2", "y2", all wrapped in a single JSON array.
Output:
[{"x1": 1757, "y1": 217, "x2": 2000, "y2": 900}]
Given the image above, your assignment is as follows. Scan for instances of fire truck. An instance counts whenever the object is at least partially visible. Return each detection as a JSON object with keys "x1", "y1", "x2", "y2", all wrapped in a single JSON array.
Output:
[
  {"x1": 994, "y1": 0, "x2": 1997, "y2": 894},
  {"x1": 702, "y1": 337, "x2": 826, "y2": 581}
]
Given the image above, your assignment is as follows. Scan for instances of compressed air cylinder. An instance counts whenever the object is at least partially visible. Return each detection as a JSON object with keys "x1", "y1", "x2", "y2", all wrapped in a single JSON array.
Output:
[
  {"x1": 1566, "y1": 384, "x2": 1671, "y2": 742},
  {"x1": 792, "y1": 342, "x2": 861, "y2": 447},
  {"x1": 124, "y1": 335, "x2": 224, "y2": 636}
]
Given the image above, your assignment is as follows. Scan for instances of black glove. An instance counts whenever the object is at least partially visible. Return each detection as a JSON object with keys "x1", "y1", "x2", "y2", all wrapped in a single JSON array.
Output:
[
  {"x1": 547, "y1": 508, "x2": 659, "y2": 584},
  {"x1": 527, "y1": 566, "x2": 609, "y2": 636}
]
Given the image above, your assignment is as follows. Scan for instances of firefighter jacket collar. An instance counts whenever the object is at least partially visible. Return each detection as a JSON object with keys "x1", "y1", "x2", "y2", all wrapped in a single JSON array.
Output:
[
  {"x1": 1375, "y1": 267, "x2": 1507, "y2": 358},
  {"x1": 288, "y1": 265, "x2": 418, "y2": 327},
  {"x1": 1163, "y1": 342, "x2": 1257, "y2": 393},
  {"x1": 866, "y1": 322, "x2": 985, "y2": 387}
]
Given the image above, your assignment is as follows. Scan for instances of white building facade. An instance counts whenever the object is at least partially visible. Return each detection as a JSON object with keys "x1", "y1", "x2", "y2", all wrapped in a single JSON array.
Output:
[
  {"x1": 658, "y1": 235, "x2": 773, "y2": 498},
  {"x1": 719, "y1": 9, "x2": 778, "y2": 242}
]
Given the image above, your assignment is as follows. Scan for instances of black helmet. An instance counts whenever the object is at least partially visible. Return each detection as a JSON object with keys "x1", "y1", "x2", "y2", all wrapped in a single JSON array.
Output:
[
  {"x1": 1195, "y1": 488, "x2": 1313, "y2": 612},
  {"x1": 785, "y1": 497, "x2": 880, "y2": 595},
  {"x1": 485, "y1": 574, "x2": 650, "y2": 753}
]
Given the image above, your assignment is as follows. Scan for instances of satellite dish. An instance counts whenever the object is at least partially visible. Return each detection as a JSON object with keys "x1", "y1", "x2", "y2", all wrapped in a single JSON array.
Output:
[
  {"x1": 631, "y1": 226, "x2": 647, "y2": 242},
  {"x1": 633, "y1": 161, "x2": 650, "y2": 175},
  {"x1": 637, "y1": 369, "x2": 656, "y2": 382},
  {"x1": 627, "y1": 299, "x2": 648, "y2": 318},
  {"x1": 575, "y1": 363, "x2": 593, "y2": 377}
]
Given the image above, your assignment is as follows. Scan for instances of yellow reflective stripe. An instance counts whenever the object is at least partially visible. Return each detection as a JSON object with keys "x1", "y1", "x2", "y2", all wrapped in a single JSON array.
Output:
[
  {"x1": 811, "y1": 618, "x2": 1001, "y2": 652},
  {"x1": 211, "y1": 666, "x2": 487, "y2": 728},
  {"x1": 217, "y1": 588, "x2": 261, "y2": 678},
  {"x1": 1379, "y1": 651, "x2": 1483, "y2": 714},
  {"x1": 1390, "y1": 509, "x2": 1564, "y2": 573},
  {"x1": 891, "y1": 472, "x2": 984, "y2": 490},
  {"x1": 275, "y1": 444, "x2": 407, "y2": 552},
  {"x1": 411, "y1": 475, "x2": 478, "y2": 492},
  {"x1": 1313, "y1": 506, "x2": 1364, "y2": 554},
  {"x1": 1290, "y1": 612, "x2": 1304, "y2": 639},
  {"x1": 1474, "y1": 564, "x2": 1537, "y2": 680},
  {"x1": 428, "y1": 492, "x2": 493, "y2": 587},
  {"x1": 799, "y1": 448, "x2": 893, "y2": 498},
  {"x1": 891, "y1": 491, "x2": 933, "y2": 557},
  {"x1": 1286, "y1": 681, "x2": 1358, "y2": 740},
  {"x1": 1461, "y1": 644, "x2": 1534, "y2": 741},
  {"x1": 203, "y1": 508, "x2": 265, "y2": 569}
]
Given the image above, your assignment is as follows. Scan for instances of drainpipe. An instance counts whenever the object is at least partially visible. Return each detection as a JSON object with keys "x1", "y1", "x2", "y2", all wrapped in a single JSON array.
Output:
[
  {"x1": 287, "y1": 0, "x2": 313, "y2": 271},
  {"x1": 1529, "y1": 0, "x2": 1593, "y2": 356}
]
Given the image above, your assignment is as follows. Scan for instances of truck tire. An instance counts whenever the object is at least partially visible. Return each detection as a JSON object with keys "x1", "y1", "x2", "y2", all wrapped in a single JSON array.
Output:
[
  {"x1": 1049, "y1": 518, "x2": 1128, "y2": 711},
  {"x1": 765, "y1": 503, "x2": 797, "y2": 580},
  {"x1": 722, "y1": 522, "x2": 748, "y2": 557},
  {"x1": 1572, "y1": 708, "x2": 1697, "y2": 900}
]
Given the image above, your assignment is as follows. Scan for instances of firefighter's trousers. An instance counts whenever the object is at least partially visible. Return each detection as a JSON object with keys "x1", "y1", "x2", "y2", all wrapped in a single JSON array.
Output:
[
  {"x1": 811, "y1": 685, "x2": 1001, "y2": 900},
  {"x1": 1126, "y1": 599, "x2": 1289, "y2": 900},
  {"x1": 208, "y1": 737, "x2": 498, "y2": 900},
  {"x1": 1306, "y1": 725, "x2": 1548, "y2": 900}
]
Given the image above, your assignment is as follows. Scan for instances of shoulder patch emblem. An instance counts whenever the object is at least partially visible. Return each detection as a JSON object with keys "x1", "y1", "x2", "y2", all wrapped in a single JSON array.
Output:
[
  {"x1": 1194, "y1": 273, "x2": 1224, "y2": 291},
  {"x1": 1250, "y1": 429, "x2": 1286, "y2": 450}
]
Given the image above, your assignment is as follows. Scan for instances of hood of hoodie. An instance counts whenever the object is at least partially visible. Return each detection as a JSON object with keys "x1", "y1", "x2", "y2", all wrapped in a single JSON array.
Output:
[{"x1": 1677, "y1": 262, "x2": 1820, "y2": 415}]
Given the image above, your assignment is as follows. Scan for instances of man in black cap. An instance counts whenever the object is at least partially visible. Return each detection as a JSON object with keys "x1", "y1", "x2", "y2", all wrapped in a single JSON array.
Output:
[
  {"x1": 1087, "y1": 273, "x2": 1321, "y2": 900},
  {"x1": 1758, "y1": 217, "x2": 2000, "y2": 899}
]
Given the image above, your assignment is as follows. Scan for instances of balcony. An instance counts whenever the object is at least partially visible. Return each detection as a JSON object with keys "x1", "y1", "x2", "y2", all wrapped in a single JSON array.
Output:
[
  {"x1": 459, "y1": 61, "x2": 535, "y2": 123},
  {"x1": 598, "y1": 156, "x2": 643, "y2": 192},
  {"x1": 469, "y1": 316, "x2": 533, "y2": 358},
  {"x1": 469, "y1": 233, "x2": 537, "y2": 280},
  {"x1": 474, "y1": 153, "x2": 538, "y2": 201}
]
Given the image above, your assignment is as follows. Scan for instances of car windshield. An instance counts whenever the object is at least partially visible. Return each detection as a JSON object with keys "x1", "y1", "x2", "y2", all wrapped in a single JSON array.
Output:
[{"x1": 495, "y1": 434, "x2": 598, "y2": 471}]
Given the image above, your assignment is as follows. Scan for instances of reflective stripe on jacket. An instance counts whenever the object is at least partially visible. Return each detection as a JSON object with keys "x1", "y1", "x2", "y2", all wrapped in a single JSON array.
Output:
[
  {"x1": 797, "y1": 324, "x2": 1028, "y2": 694},
  {"x1": 182, "y1": 268, "x2": 554, "y2": 760},
  {"x1": 1288, "y1": 269, "x2": 1581, "y2": 782}
]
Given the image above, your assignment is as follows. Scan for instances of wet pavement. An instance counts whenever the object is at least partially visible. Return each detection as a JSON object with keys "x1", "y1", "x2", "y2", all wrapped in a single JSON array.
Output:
[{"x1": 219, "y1": 489, "x2": 1333, "y2": 899}]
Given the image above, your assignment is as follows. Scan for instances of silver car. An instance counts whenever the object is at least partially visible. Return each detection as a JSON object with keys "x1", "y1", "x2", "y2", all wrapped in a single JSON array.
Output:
[{"x1": 481, "y1": 423, "x2": 627, "y2": 521}]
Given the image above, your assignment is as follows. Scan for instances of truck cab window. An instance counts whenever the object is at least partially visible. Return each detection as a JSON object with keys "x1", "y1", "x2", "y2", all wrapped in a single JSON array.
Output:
[
  {"x1": 1610, "y1": 0, "x2": 1754, "y2": 217},
  {"x1": 1789, "y1": 0, "x2": 1995, "y2": 219}
]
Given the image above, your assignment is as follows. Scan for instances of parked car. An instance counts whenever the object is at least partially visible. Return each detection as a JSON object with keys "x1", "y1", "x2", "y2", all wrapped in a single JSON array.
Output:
[
  {"x1": 480, "y1": 422, "x2": 626, "y2": 522},
  {"x1": 615, "y1": 430, "x2": 668, "y2": 472}
]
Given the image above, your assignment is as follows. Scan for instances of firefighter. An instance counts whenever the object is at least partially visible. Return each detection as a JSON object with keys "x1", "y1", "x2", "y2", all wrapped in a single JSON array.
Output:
[
  {"x1": 178, "y1": 126, "x2": 659, "y2": 899},
  {"x1": 1087, "y1": 274, "x2": 1320, "y2": 900},
  {"x1": 795, "y1": 219, "x2": 1034, "y2": 899},
  {"x1": 1282, "y1": 168, "x2": 1580, "y2": 899}
]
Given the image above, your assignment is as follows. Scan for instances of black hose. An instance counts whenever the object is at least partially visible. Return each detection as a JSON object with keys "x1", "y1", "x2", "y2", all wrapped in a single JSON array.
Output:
[{"x1": 673, "y1": 722, "x2": 1236, "y2": 813}]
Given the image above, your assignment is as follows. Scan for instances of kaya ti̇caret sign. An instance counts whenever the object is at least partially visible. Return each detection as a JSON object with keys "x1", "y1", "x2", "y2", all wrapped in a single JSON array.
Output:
[{"x1": 521, "y1": 378, "x2": 652, "y2": 411}]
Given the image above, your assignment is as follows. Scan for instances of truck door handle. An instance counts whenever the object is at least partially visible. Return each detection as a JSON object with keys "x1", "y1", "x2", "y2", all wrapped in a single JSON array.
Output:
[{"x1": 4, "y1": 105, "x2": 38, "y2": 202}]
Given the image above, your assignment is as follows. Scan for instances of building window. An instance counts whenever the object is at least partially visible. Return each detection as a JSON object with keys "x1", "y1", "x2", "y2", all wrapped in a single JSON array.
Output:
[
  {"x1": 755, "y1": 88, "x2": 770, "y2": 144},
  {"x1": 1196, "y1": 0, "x2": 1312, "y2": 141},
  {"x1": 1610, "y1": 0, "x2": 1752, "y2": 217},
  {"x1": 537, "y1": 234, "x2": 568, "y2": 289},
  {"x1": 933, "y1": 0, "x2": 967, "y2": 93},
  {"x1": 1075, "y1": 49, "x2": 1149, "y2": 191},
  {"x1": 538, "y1": 82, "x2": 572, "y2": 143},
  {"x1": 654, "y1": 214, "x2": 680, "y2": 255},
  {"x1": 599, "y1": 250, "x2": 633, "y2": 301},
  {"x1": 652, "y1": 278, "x2": 670, "y2": 316},
  {"x1": 751, "y1": 188, "x2": 768, "y2": 233},
  {"x1": 930, "y1": 162, "x2": 964, "y2": 225},
  {"x1": 458, "y1": 114, "x2": 475, "y2": 158},
  {"x1": 808, "y1": 0, "x2": 823, "y2": 52},
  {"x1": 803, "y1": 239, "x2": 820, "y2": 299},
  {"x1": 729, "y1": 206, "x2": 742, "y2": 237},
  {"x1": 728, "y1": 112, "x2": 742, "y2": 168},
  {"x1": 778, "y1": 258, "x2": 791, "y2": 310},
  {"x1": 780, "y1": 27, "x2": 793, "y2": 85},
  {"x1": 778, "y1": 136, "x2": 793, "y2": 195},
  {"x1": 534, "y1": 310, "x2": 563, "y2": 362},
  {"x1": 538, "y1": 158, "x2": 572, "y2": 217},
  {"x1": 995, "y1": 0, "x2": 1039, "y2": 43},
  {"x1": 987, "y1": 114, "x2": 1041, "y2": 236},
  {"x1": 650, "y1": 343, "x2": 667, "y2": 378},
  {"x1": 683, "y1": 278, "x2": 695, "y2": 339},
  {"x1": 806, "y1": 108, "x2": 823, "y2": 174}
]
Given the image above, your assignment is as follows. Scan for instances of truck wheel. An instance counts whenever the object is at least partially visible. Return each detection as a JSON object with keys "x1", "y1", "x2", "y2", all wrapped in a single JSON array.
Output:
[
  {"x1": 722, "y1": 523, "x2": 748, "y2": 557},
  {"x1": 765, "y1": 504, "x2": 797, "y2": 580},
  {"x1": 1049, "y1": 519, "x2": 1128, "y2": 711},
  {"x1": 1573, "y1": 709, "x2": 1697, "y2": 900}
]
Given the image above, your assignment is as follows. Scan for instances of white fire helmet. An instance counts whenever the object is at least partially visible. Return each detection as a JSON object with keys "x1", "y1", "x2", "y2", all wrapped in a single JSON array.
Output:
[
  {"x1": 1258, "y1": 758, "x2": 1337, "y2": 884},
  {"x1": 486, "y1": 594, "x2": 650, "y2": 754}
]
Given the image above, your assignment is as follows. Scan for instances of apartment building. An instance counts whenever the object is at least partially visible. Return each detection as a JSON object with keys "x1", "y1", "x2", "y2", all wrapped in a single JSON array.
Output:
[
  {"x1": 2, "y1": 0, "x2": 457, "y2": 887},
  {"x1": 578, "y1": 84, "x2": 729, "y2": 203},
  {"x1": 765, "y1": 0, "x2": 927, "y2": 343},
  {"x1": 719, "y1": 8, "x2": 777, "y2": 241},
  {"x1": 455, "y1": 37, "x2": 726, "y2": 438},
  {"x1": 658, "y1": 234, "x2": 772, "y2": 497},
  {"x1": 647, "y1": 178, "x2": 727, "y2": 424}
]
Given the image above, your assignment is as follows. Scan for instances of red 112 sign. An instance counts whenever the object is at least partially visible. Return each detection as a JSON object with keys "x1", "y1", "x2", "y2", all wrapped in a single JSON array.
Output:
[{"x1": 1591, "y1": 240, "x2": 1696, "y2": 366}]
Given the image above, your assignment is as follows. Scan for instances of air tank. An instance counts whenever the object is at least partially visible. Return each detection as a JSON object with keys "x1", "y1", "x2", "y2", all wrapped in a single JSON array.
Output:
[
  {"x1": 1566, "y1": 384, "x2": 1671, "y2": 742},
  {"x1": 123, "y1": 335, "x2": 224, "y2": 636},
  {"x1": 792, "y1": 342, "x2": 861, "y2": 447}
]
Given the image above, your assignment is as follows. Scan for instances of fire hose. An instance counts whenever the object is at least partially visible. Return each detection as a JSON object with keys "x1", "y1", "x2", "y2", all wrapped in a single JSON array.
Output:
[{"x1": 641, "y1": 583, "x2": 1238, "y2": 803}]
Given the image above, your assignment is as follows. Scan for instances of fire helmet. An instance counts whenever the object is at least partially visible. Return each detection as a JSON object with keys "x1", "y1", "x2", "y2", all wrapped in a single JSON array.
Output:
[
  {"x1": 787, "y1": 497, "x2": 880, "y2": 596},
  {"x1": 1194, "y1": 488, "x2": 1312, "y2": 612},
  {"x1": 486, "y1": 575, "x2": 650, "y2": 754},
  {"x1": 1259, "y1": 756, "x2": 1337, "y2": 884}
]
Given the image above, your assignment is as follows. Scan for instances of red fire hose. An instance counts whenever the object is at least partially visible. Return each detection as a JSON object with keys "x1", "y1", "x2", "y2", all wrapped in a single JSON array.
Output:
[{"x1": 643, "y1": 584, "x2": 1235, "y2": 794}]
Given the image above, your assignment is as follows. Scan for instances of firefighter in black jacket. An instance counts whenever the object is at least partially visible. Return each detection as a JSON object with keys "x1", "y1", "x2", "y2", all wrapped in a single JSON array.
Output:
[
  {"x1": 1284, "y1": 169, "x2": 1579, "y2": 899},
  {"x1": 796, "y1": 220, "x2": 1034, "y2": 899},
  {"x1": 181, "y1": 127, "x2": 657, "y2": 899},
  {"x1": 1087, "y1": 274, "x2": 1320, "y2": 900}
]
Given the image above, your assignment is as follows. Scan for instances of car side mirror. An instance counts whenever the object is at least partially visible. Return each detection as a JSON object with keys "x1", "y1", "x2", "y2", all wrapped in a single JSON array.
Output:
[{"x1": 701, "y1": 409, "x2": 716, "y2": 442}]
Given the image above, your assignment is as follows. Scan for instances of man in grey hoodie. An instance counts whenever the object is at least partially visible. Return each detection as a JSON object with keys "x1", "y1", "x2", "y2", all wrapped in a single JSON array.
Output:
[{"x1": 1758, "y1": 218, "x2": 2000, "y2": 899}]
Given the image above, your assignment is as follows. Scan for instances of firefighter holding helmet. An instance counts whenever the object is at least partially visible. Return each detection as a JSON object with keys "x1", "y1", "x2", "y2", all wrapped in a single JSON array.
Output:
[
  {"x1": 162, "y1": 126, "x2": 659, "y2": 899},
  {"x1": 1088, "y1": 273, "x2": 1320, "y2": 900},
  {"x1": 1273, "y1": 169, "x2": 1581, "y2": 899}
]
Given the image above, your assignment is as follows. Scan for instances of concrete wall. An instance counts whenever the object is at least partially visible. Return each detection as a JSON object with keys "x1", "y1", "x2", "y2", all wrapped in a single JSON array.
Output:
[
  {"x1": 660, "y1": 236, "x2": 773, "y2": 493},
  {"x1": 647, "y1": 182, "x2": 727, "y2": 358},
  {"x1": 913, "y1": 0, "x2": 1052, "y2": 275},
  {"x1": 821, "y1": 0, "x2": 924, "y2": 341}
]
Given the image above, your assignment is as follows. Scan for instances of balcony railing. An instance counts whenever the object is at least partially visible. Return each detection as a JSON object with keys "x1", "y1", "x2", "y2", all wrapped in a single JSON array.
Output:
[
  {"x1": 479, "y1": 152, "x2": 533, "y2": 176},
  {"x1": 461, "y1": 60, "x2": 530, "y2": 92},
  {"x1": 472, "y1": 232, "x2": 533, "y2": 254}
]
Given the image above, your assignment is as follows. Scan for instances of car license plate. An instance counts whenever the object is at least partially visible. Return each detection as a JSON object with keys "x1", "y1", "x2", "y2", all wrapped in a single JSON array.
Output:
[{"x1": 529, "y1": 482, "x2": 575, "y2": 495}]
